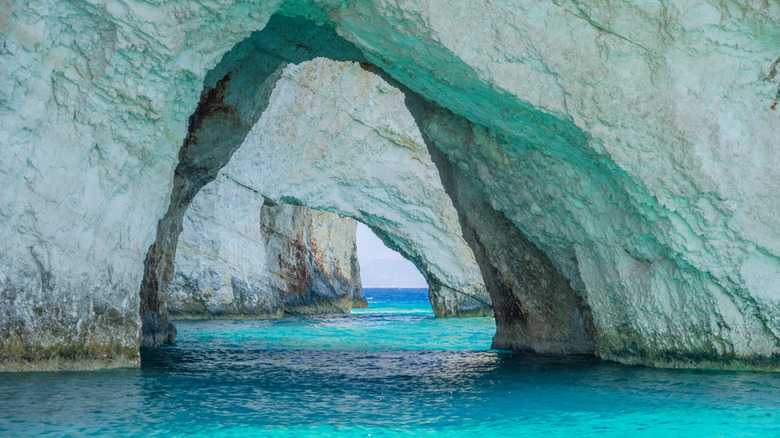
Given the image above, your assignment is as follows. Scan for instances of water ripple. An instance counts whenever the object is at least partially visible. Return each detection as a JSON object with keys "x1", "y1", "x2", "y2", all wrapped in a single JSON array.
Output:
[{"x1": 2, "y1": 290, "x2": 780, "y2": 436}]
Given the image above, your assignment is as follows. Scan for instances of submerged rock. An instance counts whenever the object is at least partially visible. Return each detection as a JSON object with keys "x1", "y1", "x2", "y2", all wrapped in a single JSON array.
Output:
[{"x1": 169, "y1": 173, "x2": 365, "y2": 319}]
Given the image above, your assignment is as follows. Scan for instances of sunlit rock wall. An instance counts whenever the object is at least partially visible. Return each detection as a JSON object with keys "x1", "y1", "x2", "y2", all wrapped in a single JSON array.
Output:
[
  {"x1": 2, "y1": 0, "x2": 780, "y2": 370},
  {"x1": 0, "y1": 0, "x2": 285, "y2": 370},
  {"x1": 169, "y1": 173, "x2": 365, "y2": 318},
  {"x1": 261, "y1": 205, "x2": 366, "y2": 315}
]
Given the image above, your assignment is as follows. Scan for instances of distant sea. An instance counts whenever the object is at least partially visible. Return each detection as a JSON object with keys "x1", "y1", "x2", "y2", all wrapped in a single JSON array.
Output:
[{"x1": 2, "y1": 288, "x2": 780, "y2": 436}]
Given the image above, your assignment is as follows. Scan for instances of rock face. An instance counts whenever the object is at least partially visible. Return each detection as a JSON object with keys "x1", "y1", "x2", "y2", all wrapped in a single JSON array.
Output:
[
  {"x1": 169, "y1": 173, "x2": 366, "y2": 319},
  {"x1": 2, "y1": 1, "x2": 780, "y2": 370}
]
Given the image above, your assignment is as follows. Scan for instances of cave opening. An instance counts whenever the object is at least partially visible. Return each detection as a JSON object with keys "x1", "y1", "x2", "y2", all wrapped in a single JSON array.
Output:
[
  {"x1": 355, "y1": 220, "x2": 432, "y2": 312},
  {"x1": 138, "y1": 12, "x2": 595, "y2": 360},
  {"x1": 138, "y1": 14, "x2": 495, "y2": 351},
  {"x1": 356, "y1": 221, "x2": 427, "y2": 290}
]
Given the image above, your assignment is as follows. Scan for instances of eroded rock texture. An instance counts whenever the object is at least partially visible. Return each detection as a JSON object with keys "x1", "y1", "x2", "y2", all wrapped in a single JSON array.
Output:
[
  {"x1": 2, "y1": 1, "x2": 780, "y2": 370},
  {"x1": 169, "y1": 173, "x2": 365, "y2": 319}
]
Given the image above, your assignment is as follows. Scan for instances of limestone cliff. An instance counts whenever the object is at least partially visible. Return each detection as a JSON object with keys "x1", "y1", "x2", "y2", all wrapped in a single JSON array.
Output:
[
  {"x1": 2, "y1": 1, "x2": 780, "y2": 370},
  {"x1": 170, "y1": 173, "x2": 365, "y2": 318}
]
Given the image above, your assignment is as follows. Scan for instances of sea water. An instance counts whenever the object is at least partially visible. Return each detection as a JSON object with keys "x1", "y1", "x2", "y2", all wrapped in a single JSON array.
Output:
[{"x1": 2, "y1": 288, "x2": 780, "y2": 437}]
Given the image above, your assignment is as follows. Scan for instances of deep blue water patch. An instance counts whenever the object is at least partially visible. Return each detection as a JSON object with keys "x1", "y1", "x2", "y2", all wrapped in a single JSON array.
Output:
[{"x1": 2, "y1": 288, "x2": 780, "y2": 437}]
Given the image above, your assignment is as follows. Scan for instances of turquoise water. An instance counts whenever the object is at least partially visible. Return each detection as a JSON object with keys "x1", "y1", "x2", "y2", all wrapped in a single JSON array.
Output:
[{"x1": 2, "y1": 288, "x2": 780, "y2": 437}]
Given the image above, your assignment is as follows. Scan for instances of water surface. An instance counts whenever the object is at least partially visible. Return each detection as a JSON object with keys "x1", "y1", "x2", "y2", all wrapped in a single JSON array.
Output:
[{"x1": 2, "y1": 288, "x2": 779, "y2": 437}]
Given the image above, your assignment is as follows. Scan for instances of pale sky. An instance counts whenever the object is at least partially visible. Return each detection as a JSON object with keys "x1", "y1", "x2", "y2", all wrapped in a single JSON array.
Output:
[{"x1": 355, "y1": 222, "x2": 428, "y2": 288}]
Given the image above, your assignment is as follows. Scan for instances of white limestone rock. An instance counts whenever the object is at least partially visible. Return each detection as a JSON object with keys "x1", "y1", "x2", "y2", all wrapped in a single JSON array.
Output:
[
  {"x1": 169, "y1": 173, "x2": 365, "y2": 318},
  {"x1": 0, "y1": 0, "x2": 285, "y2": 369},
  {"x1": 2, "y1": 0, "x2": 780, "y2": 370}
]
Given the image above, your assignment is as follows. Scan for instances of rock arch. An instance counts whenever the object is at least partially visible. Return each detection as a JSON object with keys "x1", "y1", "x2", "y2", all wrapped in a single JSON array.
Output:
[
  {"x1": 2, "y1": 2, "x2": 779, "y2": 370},
  {"x1": 139, "y1": 15, "x2": 593, "y2": 356},
  {"x1": 137, "y1": 16, "x2": 497, "y2": 348}
]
